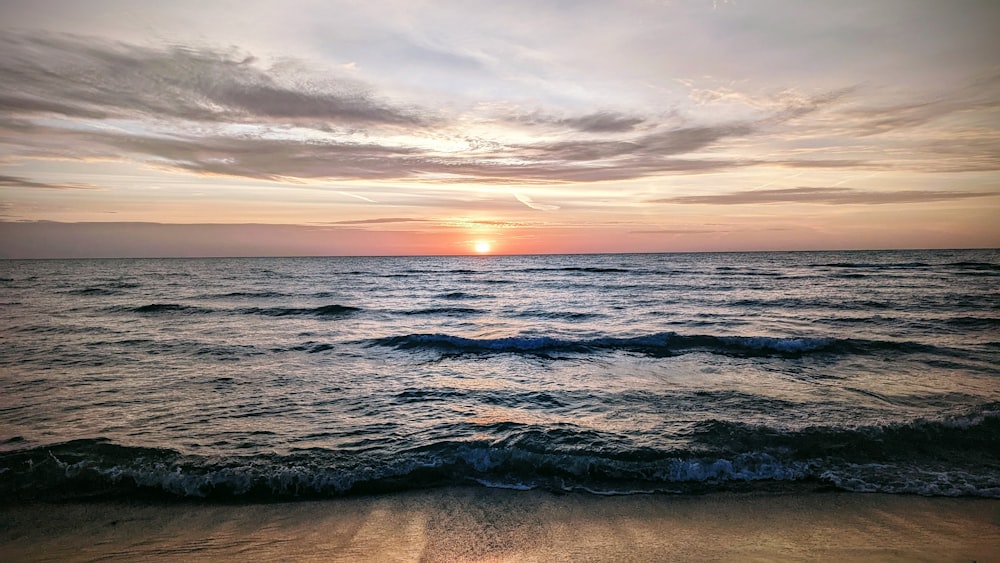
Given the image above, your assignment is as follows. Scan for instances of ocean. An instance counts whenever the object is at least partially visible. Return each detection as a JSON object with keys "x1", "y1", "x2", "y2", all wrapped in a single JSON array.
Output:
[{"x1": 1, "y1": 249, "x2": 998, "y2": 501}]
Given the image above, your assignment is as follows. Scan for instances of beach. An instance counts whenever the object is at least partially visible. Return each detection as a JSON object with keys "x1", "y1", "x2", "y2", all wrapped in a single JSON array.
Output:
[
  {"x1": 3, "y1": 0, "x2": 999, "y2": 555},
  {"x1": 2, "y1": 488, "x2": 998, "y2": 562},
  {"x1": 3, "y1": 253, "x2": 998, "y2": 561}
]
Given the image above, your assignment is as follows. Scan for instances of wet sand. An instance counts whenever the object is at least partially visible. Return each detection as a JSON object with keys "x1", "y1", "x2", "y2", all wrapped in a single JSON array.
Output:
[{"x1": 2, "y1": 488, "x2": 998, "y2": 561}]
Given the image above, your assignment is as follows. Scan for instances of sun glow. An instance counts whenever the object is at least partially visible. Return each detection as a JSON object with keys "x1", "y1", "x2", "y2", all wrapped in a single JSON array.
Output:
[{"x1": 474, "y1": 240, "x2": 491, "y2": 254}]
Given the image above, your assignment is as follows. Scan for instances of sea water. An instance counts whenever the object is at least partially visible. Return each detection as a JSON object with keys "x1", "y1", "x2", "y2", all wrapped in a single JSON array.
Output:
[{"x1": 1, "y1": 249, "x2": 998, "y2": 499}]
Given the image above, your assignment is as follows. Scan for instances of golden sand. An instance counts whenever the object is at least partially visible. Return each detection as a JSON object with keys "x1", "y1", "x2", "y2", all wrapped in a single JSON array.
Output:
[{"x1": 2, "y1": 488, "x2": 998, "y2": 562}]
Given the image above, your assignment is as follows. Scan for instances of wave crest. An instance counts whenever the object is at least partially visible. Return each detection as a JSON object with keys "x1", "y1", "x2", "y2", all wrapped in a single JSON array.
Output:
[
  {"x1": 368, "y1": 331, "x2": 940, "y2": 358},
  {"x1": 242, "y1": 304, "x2": 360, "y2": 317},
  {"x1": 5, "y1": 407, "x2": 996, "y2": 501}
]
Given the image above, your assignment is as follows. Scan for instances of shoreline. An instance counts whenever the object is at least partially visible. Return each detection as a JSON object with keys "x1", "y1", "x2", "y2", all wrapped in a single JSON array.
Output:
[{"x1": 2, "y1": 488, "x2": 997, "y2": 561}]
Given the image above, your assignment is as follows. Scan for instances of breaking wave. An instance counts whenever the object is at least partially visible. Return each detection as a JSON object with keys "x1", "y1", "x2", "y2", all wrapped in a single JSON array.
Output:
[
  {"x1": 240, "y1": 304, "x2": 360, "y2": 317},
  {"x1": 118, "y1": 303, "x2": 360, "y2": 317},
  {"x1": 368, "y1": 331, "x2": 946, "y2": 358},
  {"x1": 3, "y1": 405, "x2": 996, "y2": 501}
]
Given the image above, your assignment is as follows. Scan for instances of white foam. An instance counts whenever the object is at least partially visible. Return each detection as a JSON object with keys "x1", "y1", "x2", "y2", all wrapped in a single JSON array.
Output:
[{"x1": 471, "y1": 478, "x2": 535, "y2": 491}]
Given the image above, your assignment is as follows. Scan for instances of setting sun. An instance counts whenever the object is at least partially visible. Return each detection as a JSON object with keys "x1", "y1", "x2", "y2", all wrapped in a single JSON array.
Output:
[{"x1": 473, "y1": 241, "x2": 491, "y2": 254}]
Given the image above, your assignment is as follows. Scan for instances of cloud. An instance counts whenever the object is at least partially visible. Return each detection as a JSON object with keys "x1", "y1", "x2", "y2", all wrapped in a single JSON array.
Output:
[
  {"x1": 0, "y1": 220, "x2": 447, "y2": 258},
  {"x1": 559, "y1": 111, "x2": 646, "y2": 133},
  {"x1": 442, "y1": 218, "x2": 528, "y2": 228},
  {"x1": 523, "y1": 124, "x2": 752, "y2": 161},
  {"x1": 839, "y1": 74, "x2": 1000, "y2": 137},
  {"x1": 652, "y1": 187, "x2": 1000, "y2": 205},
  {"x1": 686, "y1": 84, "x2": 857, "y2": 124},
  {"x1": 0, "y1": 30, "x2": 771, "y2": 184},
  {"x1": 323, "y1": 217, "x2": 428, "y2": 225},
  {"x1": 513, "y1": 193, "x2": 560, "y2": 211},
  {"x1": 334, "y1": 191, "x2": 378, "y2": 203},
  {"x1": 511, "y1": 110, "x2": 646, "y2": 133},
  {"x1": 843, "y1": 98, "x2": 1000, "y2": 138},
  {"x1": 6, "y1": 29, "x2": 987, "y2": 187},
  {"x1": 630, "y1": 228, "x2": 730, "y2": 234},
  {"x1": 0, "y1": 174, "x2": 98, "y2": 190},
  {"x1": 0, "y1": 32, "x2": 426, "y2": 127},
  {"x1": 776, "y1": 159, "x2": 870, "y2": 169},
  {"x1": 0, "y1": 115, "x2": 758, "y2": 183}
]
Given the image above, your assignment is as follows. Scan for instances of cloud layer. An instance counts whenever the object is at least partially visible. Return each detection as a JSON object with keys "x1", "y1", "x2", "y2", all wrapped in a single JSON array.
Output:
[
  {"x1": 655, "y1": 187, "x2": 1000, "y2": 206},
  {"x1": 0, "y1": 32, "x2": 767, "y2": 183},
  {"x1": 1, "y1": 1, "x2": 998, "y2": 255},
  {"x1": 5, "y1": 29, "x2": 994, "y2": 189},
  {"x1": 0, "y1": 33, "x2": 422, "y2": 126},
  {"x1": 0, "y1": 173, "x2": 97, "y2": 190}
]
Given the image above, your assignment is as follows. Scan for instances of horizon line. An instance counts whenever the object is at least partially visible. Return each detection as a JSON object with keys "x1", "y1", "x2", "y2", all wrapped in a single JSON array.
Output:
[{"x1": 3, "y1": 247, "x2": 997, "y2": 261}]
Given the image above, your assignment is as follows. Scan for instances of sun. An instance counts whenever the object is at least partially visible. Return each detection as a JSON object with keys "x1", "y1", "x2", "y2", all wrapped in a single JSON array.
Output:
[{"x1": 473, "y1": 240, "x2": 492, "y2": 254}]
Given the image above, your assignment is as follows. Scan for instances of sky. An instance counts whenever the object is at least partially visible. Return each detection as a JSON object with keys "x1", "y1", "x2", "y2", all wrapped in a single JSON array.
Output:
[{"x1": 0, "y1": 0, "x2": 998, "y2": 257}]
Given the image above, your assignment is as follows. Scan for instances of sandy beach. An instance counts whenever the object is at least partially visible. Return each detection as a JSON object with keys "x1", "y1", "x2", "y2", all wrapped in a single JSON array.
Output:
[{"x1": 2, "y1": 487, "x2": 997, "y2": 562}]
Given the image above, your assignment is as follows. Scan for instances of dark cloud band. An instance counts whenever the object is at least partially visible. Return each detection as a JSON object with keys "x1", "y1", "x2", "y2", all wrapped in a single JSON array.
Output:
[{"x1": 653, "y1": 187, "x2": 1000, "y2": 205}]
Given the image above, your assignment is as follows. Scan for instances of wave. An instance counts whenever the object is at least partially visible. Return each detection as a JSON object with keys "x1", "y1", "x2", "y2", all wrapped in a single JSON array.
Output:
[
  {"x1": 437, "y1": 291, "x2": 484, "y2": 300},
  {"x1": 946, "y1": 261, "x2": 1000, "y2": 272},
  {"x1": 286, "y1": 341, "x2": 337, "y2": 353},
  {"x1": 810, "y1": 260, "x2": 999, "y2": 276},
  {"x1": 105, "y1": 280, "x2": 141, "y2": 288},
  {"x1": 941, "y1": 316, "x2": 1000, "y2": 330},
  {"x1": 815, "y1": 261, "x2": 932, "y2": 269},
  {"x1": 210, "y1": 291, "x2": 290, "y2": 299},
  {"x1": 0, "y1": 442, "x2": 814, "y2": 500},
  {"x1": 3, "y1": 405, "x2": 996, "y2": 501},
  {"x1": 403, "y1": 307, "x2": 485, "y2": 316},
  {"x1": 368, "y1": 331, "x2": 946, "y2": 359},
  {"x1": 131, "y1": 303, "x2": 210, "y2": 314},
  {"x1": 713, "y1": 266, "x2": 783, "y2": 277},
  {"x1": 120, "y1": 303, "x2": 360, "y2": 317},
  {"x1": 69, "y1": 280, "x2": 142, "y2": 295},
  {"x1": 65, "y1": 287, "x2": 121, "y2": 296},
  {"x1": 542, "y1": 267, "x2": 631, "y2": 273},
  {"x1": 400, "y1": 268, "x2": 479, "y2": 275},
  {"x1": 240, "y1": 304, "x2": 360, "y2": 317},
  {"x1": 728, "y1": 296, "x2": 895, "y2": 311},
  {"x1": 510, "y1": 310, "x2": 602, "y2": 321}
]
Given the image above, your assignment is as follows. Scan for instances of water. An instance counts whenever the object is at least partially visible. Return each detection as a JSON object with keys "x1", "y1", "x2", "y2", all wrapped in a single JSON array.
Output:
[{"x1": 1, "y1": 249, "x2": 998, "y2": 500}]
